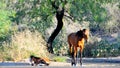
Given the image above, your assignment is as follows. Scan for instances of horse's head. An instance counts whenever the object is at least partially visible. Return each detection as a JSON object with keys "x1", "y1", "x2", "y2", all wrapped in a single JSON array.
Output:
[
  {"x1": 83, "y1": 29, "x2": 89, "y2": 42},
  {"x1": 76, "y1": 29, "x2": 89, "y2": 42}
]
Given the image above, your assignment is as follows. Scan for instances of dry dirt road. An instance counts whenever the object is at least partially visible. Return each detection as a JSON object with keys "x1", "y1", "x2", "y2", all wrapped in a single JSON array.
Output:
[{"x1": 0, "y1": 57, "x2": 120, "y2": 68}]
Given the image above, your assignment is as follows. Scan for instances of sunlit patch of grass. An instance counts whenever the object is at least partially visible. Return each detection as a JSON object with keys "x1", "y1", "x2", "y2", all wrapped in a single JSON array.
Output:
[{"x1": 53, "y1": 56, "x2": 67, "y2": 62}]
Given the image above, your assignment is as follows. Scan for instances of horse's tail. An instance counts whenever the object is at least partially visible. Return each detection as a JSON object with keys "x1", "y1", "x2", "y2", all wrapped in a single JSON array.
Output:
[{"x1": 68, "y1": 34, "x2": 72, "y2": 53}]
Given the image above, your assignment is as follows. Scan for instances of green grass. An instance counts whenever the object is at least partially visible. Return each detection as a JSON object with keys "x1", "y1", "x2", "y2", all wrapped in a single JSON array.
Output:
[{"x1": 53, "y1": 56, "x2": 67, "y2": 62}]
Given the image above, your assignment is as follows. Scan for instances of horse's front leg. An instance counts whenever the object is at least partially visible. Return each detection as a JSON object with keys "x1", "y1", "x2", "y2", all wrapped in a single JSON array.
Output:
[
  {"x1": 80, "y1": 52, "x2": 82, "y2": 65},
  {"x1": 80, "y1": 48, "x2": 83, "y2": 66}
]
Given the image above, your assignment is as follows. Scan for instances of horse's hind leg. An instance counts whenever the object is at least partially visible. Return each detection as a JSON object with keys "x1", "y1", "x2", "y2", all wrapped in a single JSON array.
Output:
[
  {"x1": 71, "y1": 47, "x2": 77, "y2": 66},
  {"x1": 69, "y1": 45, "x2": 75, "y2": 66},
  {"x1": 74, "y1": 47, "x2": 78, "y2": 66},
  {"x1": 68, "y1": 41, "x2": 74, "y2": 66},
  {"x1": 71, "y1": 51, "x2": 74, "y2": 66},
  {"x1": 68, "y1": 40, "x2": 72, "y2": 54}
]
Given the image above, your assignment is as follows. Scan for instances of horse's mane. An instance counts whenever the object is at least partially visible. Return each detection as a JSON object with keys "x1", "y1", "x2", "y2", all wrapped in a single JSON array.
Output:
[{"x1": 76, "y1": 30, "x2": 84, "y2": 38}]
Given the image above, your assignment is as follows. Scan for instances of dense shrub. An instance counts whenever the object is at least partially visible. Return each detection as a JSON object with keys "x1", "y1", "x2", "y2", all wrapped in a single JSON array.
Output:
[
  {"x1": 0, "y1": 30, "x2": 49, "y2": 61},
  {"x1": 84, "y1": 39, "x2": 120, "y2": 57}
]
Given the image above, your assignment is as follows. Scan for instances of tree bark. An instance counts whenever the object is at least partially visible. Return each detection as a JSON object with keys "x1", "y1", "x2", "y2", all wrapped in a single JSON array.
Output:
[{"x1": 47, "y1": 8, "x2": 64, "y2": 54}]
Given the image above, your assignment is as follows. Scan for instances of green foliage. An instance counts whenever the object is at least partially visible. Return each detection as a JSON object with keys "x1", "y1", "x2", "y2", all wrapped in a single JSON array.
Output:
[
  {"x1": 8, "y1": 0, "x2": 114, "y2": 35},
  {"x1": 0, "y1": 1, "x2": 14, "y2": 40},
  {"x1": 84, "y1": 40, "x2": 120, "y2": 57},
  {"x1": 8, "y1": 0, "x2": 53, "y2": 35},
  {"x1": 53, "y1": 56, "x2": 67, "y2": 62},
  {"x1": 67, "y1": 0, "x2": 120, "y2": 33},
  {"x1": 68, "y1": 0, "x2": 108, "y2": 22}
]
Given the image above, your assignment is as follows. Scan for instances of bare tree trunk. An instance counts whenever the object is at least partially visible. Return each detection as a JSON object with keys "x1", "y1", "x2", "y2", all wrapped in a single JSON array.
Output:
[{"x1": 47, "y1": 8, "x2": 64, "y2": 53}]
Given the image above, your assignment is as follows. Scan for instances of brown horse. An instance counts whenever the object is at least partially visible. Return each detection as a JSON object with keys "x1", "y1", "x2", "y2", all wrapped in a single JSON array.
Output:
[{"x1": 68, "y1": 29, "x2": 89, "y2": 66}]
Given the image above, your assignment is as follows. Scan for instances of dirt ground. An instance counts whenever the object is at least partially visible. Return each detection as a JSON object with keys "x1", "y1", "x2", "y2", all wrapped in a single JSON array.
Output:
[{"x1": 0, "y1": 57, "x2": 120, "y2": 68}]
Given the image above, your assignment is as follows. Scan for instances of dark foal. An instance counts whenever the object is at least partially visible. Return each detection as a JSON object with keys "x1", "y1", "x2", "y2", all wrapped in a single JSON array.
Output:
[
  {"x1": 68, "y1": 29, "x2": 89, "y2": 66},
  {"x1": 30, "y1": 55, "x2": 49, "y2": 66}
]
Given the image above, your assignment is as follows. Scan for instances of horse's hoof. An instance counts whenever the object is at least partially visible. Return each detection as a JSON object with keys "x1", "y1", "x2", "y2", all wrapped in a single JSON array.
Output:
[
  {"x1": 71, "y1": 62, "x2": 74, "y2": 66},
  {"x1": 72, "y1": 64, "x2": 76, "y2": 66},
  {"x1": 71, "y1": 63, "x2": 76, "y2": 66},
  {"x1": 31, "y1": 64, "x2": 34, "y2": 66},
  {"x1": 80, "y1": 63, "x2": 82, "y2": 66}
]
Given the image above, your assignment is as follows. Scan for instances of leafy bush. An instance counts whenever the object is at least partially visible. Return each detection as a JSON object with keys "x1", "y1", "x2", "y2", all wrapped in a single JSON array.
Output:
[
  {"x1": 0, "y1": 30, "x2": 49, "y2": 61},
  {"x1": 84, "y1": 40, "x2": 120, "y2": 57}
]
